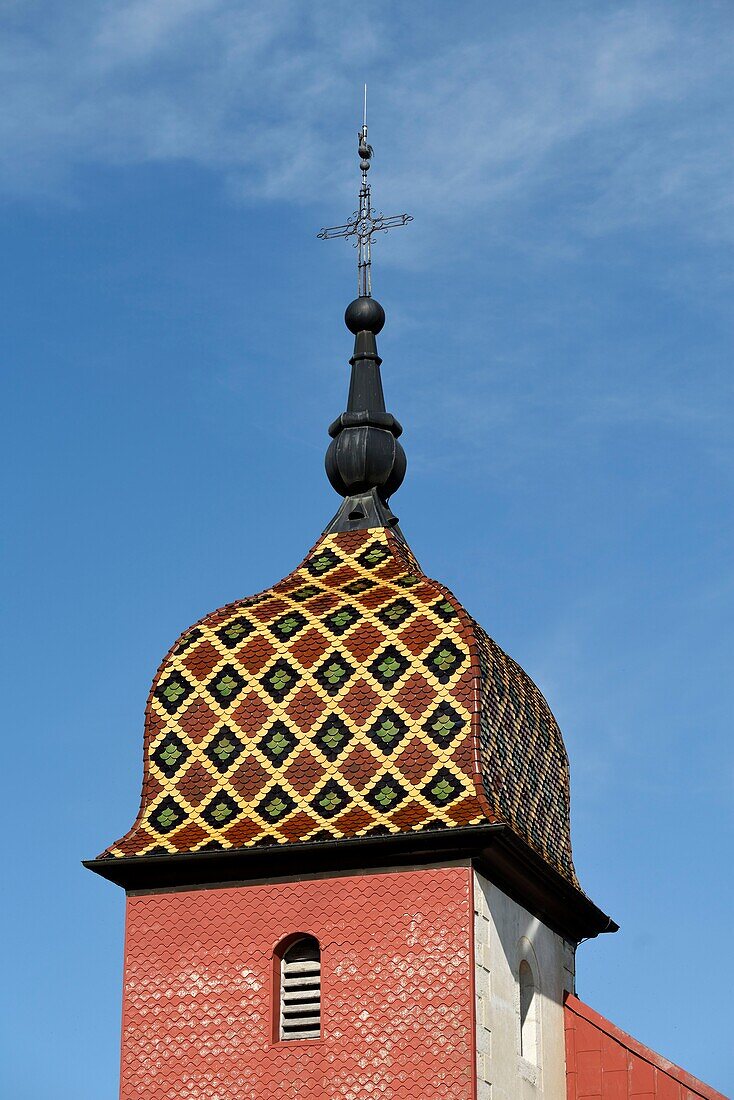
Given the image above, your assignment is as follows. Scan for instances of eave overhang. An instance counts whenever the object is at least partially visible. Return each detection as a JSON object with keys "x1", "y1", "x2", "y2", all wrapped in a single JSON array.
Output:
[{"x1": 84, "y1": 823, "x2": 617, "y2": 945}]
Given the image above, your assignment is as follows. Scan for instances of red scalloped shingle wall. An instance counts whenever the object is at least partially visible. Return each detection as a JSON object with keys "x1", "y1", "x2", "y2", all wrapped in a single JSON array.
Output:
[
  {"x1": 565, "y1": 995, "x2": 727, "y2": 1100},
  {"x1": 121, "y1": 867, "x2": 475, "y2": 1100}
]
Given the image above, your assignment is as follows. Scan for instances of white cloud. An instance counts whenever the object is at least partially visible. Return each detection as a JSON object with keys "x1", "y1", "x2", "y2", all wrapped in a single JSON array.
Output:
[{"x1": 0, "y1": 0, "x2": 732, "y2": 250}]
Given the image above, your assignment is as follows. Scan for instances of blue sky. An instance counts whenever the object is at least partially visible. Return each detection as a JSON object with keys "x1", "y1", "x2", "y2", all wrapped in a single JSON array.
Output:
[{"x1": 2, "y1": 1, "x2": 733, "y2": 1095}]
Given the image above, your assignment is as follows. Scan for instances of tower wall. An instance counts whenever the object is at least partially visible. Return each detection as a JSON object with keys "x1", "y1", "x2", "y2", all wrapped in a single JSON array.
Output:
[
  {"x1": 119, "y1": 865, "x2": 475, "y2": 1100},
  {"x1": 474, "y1": 870, "x2": 575, "y2": 1100}
]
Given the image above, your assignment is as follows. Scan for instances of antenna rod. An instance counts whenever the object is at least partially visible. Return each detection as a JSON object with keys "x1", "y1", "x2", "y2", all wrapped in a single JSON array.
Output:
[{"x1": 363, "y1": 83, "x2": 367, "y2": 134}]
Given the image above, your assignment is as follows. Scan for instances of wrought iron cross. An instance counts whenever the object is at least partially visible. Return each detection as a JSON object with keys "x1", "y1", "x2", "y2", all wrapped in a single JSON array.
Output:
[{"x1": 318, "y1": 87, "x2": 412, "y2": 298}]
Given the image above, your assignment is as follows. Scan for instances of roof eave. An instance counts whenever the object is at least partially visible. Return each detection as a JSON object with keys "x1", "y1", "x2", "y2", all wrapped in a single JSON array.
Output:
[{"x1": 84, "y1": 823, "x2": 616, "y2": 944}]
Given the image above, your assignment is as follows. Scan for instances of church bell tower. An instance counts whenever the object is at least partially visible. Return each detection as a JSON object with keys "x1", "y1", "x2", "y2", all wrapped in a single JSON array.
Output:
[{"x1": 86, "y1": 111, "x2": 616, "y2": 1100}]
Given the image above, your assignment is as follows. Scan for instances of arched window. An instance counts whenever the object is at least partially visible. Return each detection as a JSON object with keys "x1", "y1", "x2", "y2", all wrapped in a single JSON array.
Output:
[
  {"x1": 278, "y1": 935, "x2": 321, "y2": 1041},
  {"x1": 519, "y1": 959, "x2": 537, "y2": 1063}
]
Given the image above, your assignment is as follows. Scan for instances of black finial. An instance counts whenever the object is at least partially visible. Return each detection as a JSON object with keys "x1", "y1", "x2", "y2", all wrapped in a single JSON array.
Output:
[
  {"x1": 323, "y1": 298, "x2": 406, "y2": 534},
  {"x1": 344, "y1": 296, "x2": 384, "y2": 335},
  {"x1": 319, "y1": 95, "x2": 411, "y2": 534}
]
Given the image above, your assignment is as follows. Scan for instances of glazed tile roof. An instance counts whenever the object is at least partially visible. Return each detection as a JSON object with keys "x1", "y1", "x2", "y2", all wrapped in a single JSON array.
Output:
[{"x1": 102, "y1": 525, "x2": 578, "y2": 885}]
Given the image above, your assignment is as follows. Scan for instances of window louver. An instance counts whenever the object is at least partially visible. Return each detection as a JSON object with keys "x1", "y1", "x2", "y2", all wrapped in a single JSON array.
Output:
[{"x1": 280, "y1": 936, "x2": 321, "y2": 1041}]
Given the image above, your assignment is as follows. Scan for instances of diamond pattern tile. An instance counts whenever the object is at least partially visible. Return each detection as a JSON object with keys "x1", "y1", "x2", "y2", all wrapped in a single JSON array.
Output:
[
  {"x1": 474, "y1": 623, "x2": 577, "y2": 884},
  {"x1": 100, "y1": 526, "x2": 577, "y2": 885}
]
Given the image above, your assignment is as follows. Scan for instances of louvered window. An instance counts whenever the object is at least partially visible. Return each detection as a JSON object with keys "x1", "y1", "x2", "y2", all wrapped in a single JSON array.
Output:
[{"x1": 279, "y1": 936, "x2": 321, "y2": 1041}]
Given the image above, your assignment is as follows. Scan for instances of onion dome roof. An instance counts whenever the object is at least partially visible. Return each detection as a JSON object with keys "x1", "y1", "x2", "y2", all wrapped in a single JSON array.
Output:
[
  {"x1": 100, "y1": 524, "x2": 577, "y2": 888},
  {"x1": 87, "y1": 122, "x2": 616, "y2": 939}
]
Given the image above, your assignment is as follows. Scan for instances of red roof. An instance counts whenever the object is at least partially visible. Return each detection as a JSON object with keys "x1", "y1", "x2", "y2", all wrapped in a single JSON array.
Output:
[{"x1": 565, "y1": 993, "x2": 727, "y2": 1100}]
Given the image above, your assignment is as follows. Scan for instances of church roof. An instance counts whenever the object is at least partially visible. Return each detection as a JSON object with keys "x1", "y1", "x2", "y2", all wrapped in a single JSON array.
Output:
[
  {"x1": 100, "y1": 524, "x2": 577, "y2": 886},
  {"x1": 88, "y1": 117, "x2": 616, "y2": 941}
]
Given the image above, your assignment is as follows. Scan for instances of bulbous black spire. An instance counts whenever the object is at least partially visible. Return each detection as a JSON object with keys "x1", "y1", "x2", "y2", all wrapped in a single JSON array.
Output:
[
  {"x1": 324, "y1": 297, "x2": 406, "y2": 533},
  {"x1": 317, "y1": 98, "x2": 412, "y2": 534}
]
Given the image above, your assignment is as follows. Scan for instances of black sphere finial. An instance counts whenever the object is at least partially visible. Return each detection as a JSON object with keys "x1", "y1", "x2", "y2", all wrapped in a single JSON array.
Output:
[
  {"x1": 345, "y1": 296, "x2": 385, "y2": 335},
  {"x1": 324, "y1": 296, "x2": 406, "y2": 533}
]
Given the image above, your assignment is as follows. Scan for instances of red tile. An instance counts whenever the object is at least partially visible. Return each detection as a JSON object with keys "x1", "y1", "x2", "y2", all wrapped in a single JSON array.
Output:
[
  {"x1": 284, "y1": 684, "x2": 325, "y2": 729},
  {"x1": 395, "y1": 673, "x2": 434, "y2": 718},
  {"x1": 234, "y1": 634, "x2": 276, "y2": 673},
  {"x1": 399, "y1": 616, "x2": 441, "y2": 655},
  {"x1": 278, "y1": 811, "x2": 320, "y2": 841},
  {"x1": 577, "y1": 1050, "x2": 603, "y2": 1097},
  {"x1": 222, "y1": 816, "x2": 262, "y2": 847},
  {"x1": 289, "y1": 628, "x2": 330, "y2": 668},
  {"x1": 629, "y1": 1057, "x2": 655, "y2": 1095},
  {"x1": 602, "y1": 1033, "x2": 629, "y2": 1072},
  {"x1": 182, "y1": 640, "x2": 221, "y2": 681},
  {"x1": 249, "y1": 597, "x2": 288, "y2": 622},
  {"x1": 178, "y1": 697, "x2": 219, "y2": 742},
  {"x1": 656, "y1": 1074, "x2": 682, "y2": 1100},
  {"x1": 230, "y1": 692, "x2": 271, "y2": 736},
  {"x1": 228, "y1": 758, "x2": 271, "y2": 801},
  {"x1": 340, "y1": 745, "x2": 381, "y2": 790},
  {"x1": 284, "y1": 752, "x2": 322, "y2": 796},
  {"x1": 339, "y1": 679, "x2": 381, "y2": 725},
  {"x1": 120, "y1": 867, "x2": 474, "y2": 1100},
  {"x1": 602, "y1": 1069, "x2": 628, "y2": 1100},
  {"x1": 343, "y1": 621, "x2": 383, "y2": 661}
]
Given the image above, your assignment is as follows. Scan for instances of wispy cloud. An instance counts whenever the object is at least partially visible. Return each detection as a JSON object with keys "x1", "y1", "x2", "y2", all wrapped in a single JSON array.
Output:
[
  {"x1": 1, "y1": 1, "x2": 733, "y2": 250},
  {"x1": 3, "y1": 2, "x2": 734, "y2": 471}
]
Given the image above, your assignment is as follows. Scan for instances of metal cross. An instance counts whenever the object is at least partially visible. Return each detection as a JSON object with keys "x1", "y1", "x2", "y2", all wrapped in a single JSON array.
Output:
[{"x1": 318, "y1": 87, "x2": 412, "y2": 298}]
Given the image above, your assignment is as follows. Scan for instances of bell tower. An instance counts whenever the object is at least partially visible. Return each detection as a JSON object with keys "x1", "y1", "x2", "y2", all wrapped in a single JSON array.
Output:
[{"x1": 86, "y1": 113, "x2": 615, "y2": 1100}]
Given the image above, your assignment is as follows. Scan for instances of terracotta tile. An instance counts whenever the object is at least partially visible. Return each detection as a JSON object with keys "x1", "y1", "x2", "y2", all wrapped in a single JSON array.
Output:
[
  {"x1": 403, "y1": 618, "x2": 443, "y2": 656},
  {"x1": 222, "y1": 816, "x2": 262, "y2": 847},
  {"x1": 119, "y1": 866, "x2": 474, "y2": 1097},
  {"x1": 389, "y1": 802, "x2": 430, "y2": 829},
  {"x1": 178, "y1": 698, "x2": 219, "y2": 742},
  {"x1": 446, "y1": 797, "x2": 483, "y2": 825},
  {"x1": 249, "y1": 597, "x2": 288, "y2": 623},
  {"x1": 288, "y1": 628, "x2": 329, "y2": 668},
  {"x1": 395, "y1": 739, "x2": 437, "y2": 784},
  {"x1": 141, "y1": 773, "x2": 164, "y2": 801},
  {"x1": 181, "y1": 640, "x2": 222, "y2": 682},
  {"x1": 234, "y1": 635, "x2": 276, "y2": 674},
  {"x1": 278, "y1": 811, "x2": 320, "y2": 841},
  {"x1": 230, "y1": 693, "x2": 271, "y2": 736},
  {"x1": 339, "y1": 679, "x2": 381, "y2": 726},
  {"x1": 285, "y1": 685, "x2": 325, "y2": 730},
  {"x1": 330, "y1": 806, "x2": 373, "y2": 834},
  {"x1": 307, "y1": 592, "x2": 341, "y2": 616},
  {"x1": 177, "y1": 761, "x2": 214, "y2": 807},
  {"x1": 144, "y1": 707, "x2": 164, "y2": 746},
  {"x1": 343, "y1": 621, "x2": 383, "y2": 661},
  {"x1": 326, "y1": 564, "x2": 358, "y2": 588},
  {"x1": 341, "y1": 745, "x2": 382, "y2": 790},
  {"x1": 169, "y1": 822, "x2": 209, "y2": 850},
  {"x1": 284, "y1": 752, "x2": 321, "y2": 796},
  {"x1": 103, "y1": 527, "x2": 570, "y2": 875},
  {"x1": 122, "y1": 828, "x2": 158, "y2": 856},
  {"x1": 359, "y1": 585, "x2": 395, "y2": 610},
  {"x1": 395, "y1": 673, "x2": 435, "y2": 719},
  {"x1": 450, "y1": 667, "x2": 476, "y2": 707},
  {"x1": 228, "y1": 759, "x2": 272, "y2": 801}
]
